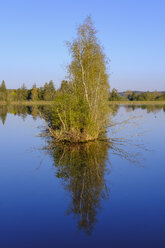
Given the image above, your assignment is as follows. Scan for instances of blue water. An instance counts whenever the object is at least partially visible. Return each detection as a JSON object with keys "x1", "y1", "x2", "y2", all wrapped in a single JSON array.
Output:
[{"x1": 0, "y1": 105, "x2": 165, "y2": 248}]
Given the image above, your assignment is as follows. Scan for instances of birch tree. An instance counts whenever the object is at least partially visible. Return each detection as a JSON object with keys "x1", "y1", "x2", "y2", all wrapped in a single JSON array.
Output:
[{"x1": 51, "y1": 17, "x2": 110, "y2": 142}]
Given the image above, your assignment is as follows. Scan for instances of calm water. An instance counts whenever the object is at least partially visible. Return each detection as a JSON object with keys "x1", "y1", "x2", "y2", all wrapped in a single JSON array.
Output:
[{"x1": 0, "y1": 104, "x2": 165, "y2": 248}]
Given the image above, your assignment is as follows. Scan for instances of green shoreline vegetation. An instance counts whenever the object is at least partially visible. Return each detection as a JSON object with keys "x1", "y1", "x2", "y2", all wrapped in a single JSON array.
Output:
[{"x1": 1, "y1": 80, "x2": 165, "y2": 107}]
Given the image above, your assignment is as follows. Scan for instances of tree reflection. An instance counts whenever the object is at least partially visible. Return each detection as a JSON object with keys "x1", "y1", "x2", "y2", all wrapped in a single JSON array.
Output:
[
  {"x1": 0, "y1": 103, "x2": 151, "y2": 234},
  {"x1": 40, "y1": 100, "x2": 151, "y2": 234},
  {"x1": 0, "y1": 104, "x2": 165, "y2": 125},
  {"x1": 0, "y1": 105, "x2": 7, "y2": 125},
  {"x1": 0, "y1": 104, "x2": 53, "y2": 124},
  {"x1": 42, "y1": 129, "x2": 145, "y2": 235},
  {"x1": 125, "y1": 104, "x2": 165, "y2": 113},
  {"x1": 48, "y1": 141, "x2": 110, "y2": 234}
]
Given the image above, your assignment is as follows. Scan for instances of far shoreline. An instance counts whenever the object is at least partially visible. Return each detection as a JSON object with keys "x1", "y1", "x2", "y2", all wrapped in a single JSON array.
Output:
[
  {"x1": 109, "y1": 101, "x2": 165, "y2": 105},
  {"x1": 0, "y1": 100, "x2": 165, "y2": 106},
  {"x1": 0, "y1": 101, "x2": 54, "y2": 106}
]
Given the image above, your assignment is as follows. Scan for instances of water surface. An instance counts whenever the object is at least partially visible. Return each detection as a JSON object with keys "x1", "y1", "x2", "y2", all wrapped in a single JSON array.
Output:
[{"x1": 0, "y1": 104, "x2": 165, "y2": 248}]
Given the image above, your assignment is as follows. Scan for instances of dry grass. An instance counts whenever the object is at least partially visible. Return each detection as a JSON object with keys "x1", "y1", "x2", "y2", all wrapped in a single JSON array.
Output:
[{"x1": 0, "y1": 101, "x2": 53, "y2": 106}]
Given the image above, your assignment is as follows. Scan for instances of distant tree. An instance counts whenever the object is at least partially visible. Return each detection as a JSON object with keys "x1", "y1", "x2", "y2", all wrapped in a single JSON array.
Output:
[
  {"x1": 30, "y1": 84, "x2": 39, "y2": 101},
  {"x1": 163, "y1": 93, "x2": 165, "y2": 100},
  {"x1": 43, "y1": 81, "x2": 56, "y2": 101},
  {"x1": 15, "y1": 84, "x2": 28, "y2": 101},
  {"x1": 152, "y1": 91, "x2": 162, "y2": 100},
  {"x1": 43, "y1": 83, "x2": 49, "y2": 101},
  {"x1": 125, "y1": 90, "x2": 133, "y2": 100},
  {"x1": 0, "y1": 80, "x2": 7, "y2": 101},
  {"x1": 20, "y1": 84, "x2": 28, "y2": 100},
  {"x1": 136, "y1": 92, "x2": 146, "y2": 101},
  {"x1": 146, "y1": 91, "x2": 152, "y2": 100},
  {"x1": 59, "y1": 80, "x2": 70, "y2": 93},
  {"x1": 109, "y1": 88, "x2": 121, "y2": 101},
  {"x1": 0, "y1": 80, "x2": 6, "y2": 92},
  {"x1": 48, "y1": 80, "x2": 56, "y2": 100},
  {"x1": 8, "y1": 90, "x2": 17, "y2": 102},
  {"x1": 38, "y1": 87, "x2": 44, "y2": 100},
  {"x1": 129, "y1": 91, "x2": 137, "y2": 101}
]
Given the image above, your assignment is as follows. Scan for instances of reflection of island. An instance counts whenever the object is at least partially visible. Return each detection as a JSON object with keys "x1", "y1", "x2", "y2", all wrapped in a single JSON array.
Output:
[
  {"x1": 45, "y1": 133, "x2": 143, "y2": 235},
  {"x1": 0, "y1": 105, "x2": 52, "y2": 124},
  {"x1": 0, "y1": 104, "x2": 120, "y2": 125},
  {"x1": 1, "y1": 104, "x2": 165, "y2": 125},
  {"x1": 125, "y1": 104, "x2": 165, "y2": 113},
  {"x1": 48, "y1": 141, "x2": 110, "y2": 235}
]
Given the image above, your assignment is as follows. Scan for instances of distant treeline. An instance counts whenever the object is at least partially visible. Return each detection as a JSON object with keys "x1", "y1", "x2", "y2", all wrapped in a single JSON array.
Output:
[
  {"x1": 0, "y1": 80, "x2": 81, "y2": 102},
  {"x1": 0, "y1": 80, "x2": 165, "y2": 102},
  {"x1": 0, "y1": 80, "x2": 57, "y2": 102},
  {"x1": 109, "y1": 88, "x2": 165, "y2": 101}
]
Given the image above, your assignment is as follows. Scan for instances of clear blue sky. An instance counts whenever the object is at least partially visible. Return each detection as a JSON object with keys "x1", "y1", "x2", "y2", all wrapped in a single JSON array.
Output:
[{"x1": 0, "y1": 0, "x2": 165, "y2": 91}]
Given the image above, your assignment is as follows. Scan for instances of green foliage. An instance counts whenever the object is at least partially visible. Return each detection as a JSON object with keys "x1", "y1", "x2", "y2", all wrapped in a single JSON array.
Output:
[
  {"x1": 136, "y1": 91, "x2": 157, "y2": 101},
  {"x1": 129, "y1": 91, "x2": 137, "y2": 101},
  {"x1": 0, "y1": 80, "x2": 6, "y2": 92},
  {"x1": 0, "y1": 80, "x2": 7, "y2": 101},
  {"x1": 59, "y1": 80, "x2": 70, "y2": 93},
  {"x1": 30, "y1": 84, "x2": 39, "y2": 101},
  {"x1": 15, "y1": 84, "x2": 28, "y2": 101},
  {"x1": 43, "y1": 81, "x2": 56, "y2": 101},
  {"x1": 109, "y1": 88, "x2": 121, "y2": 101},
  {"x1": 162, "y1": 93, "x2": 165, "y2": 100},
  {"x1": 50, "y1": 17, "x2": 110, "y2": 142},
  {"x1": 51, "y1": 90, "x2": 90, "y2": 139},
  {"x1": 123, "y1": 91, "x2": 165, "y2": 101},
  {"x1": 20, "y1": 84, "x2": 28, "y2": 100},
  {"x1": 0, "y1": 81, "x2": 56, "y2": 102}
]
